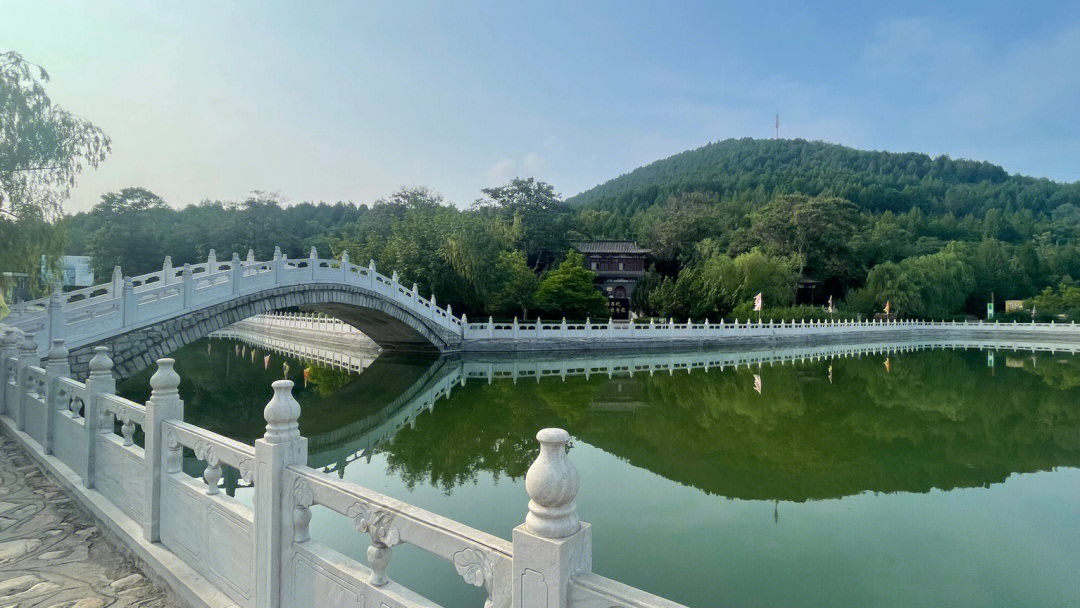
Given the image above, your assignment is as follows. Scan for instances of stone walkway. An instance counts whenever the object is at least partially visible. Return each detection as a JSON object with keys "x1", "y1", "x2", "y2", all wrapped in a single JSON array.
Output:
[{"x1": 0, "y1": 433, "x2": 181, "y2": 608}]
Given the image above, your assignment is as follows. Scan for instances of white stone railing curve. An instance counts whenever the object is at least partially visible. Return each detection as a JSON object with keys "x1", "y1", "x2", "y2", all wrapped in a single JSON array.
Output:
[
  {"x1": 3, "y1": 247, "x2": 464, "y2": 356},
  {"x1": 0, "y1": 332, "x2": 686, "y2": 608}
]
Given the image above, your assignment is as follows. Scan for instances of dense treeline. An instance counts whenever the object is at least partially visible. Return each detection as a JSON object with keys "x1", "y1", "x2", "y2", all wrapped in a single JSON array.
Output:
[
  {"x1": 570, "y1": 138, "x2": 1080, "y2": 319},
  {"x1": 60, "y1": 138, "x2": 1080, "y2": 321},
  {"x1": 62, "y1": 180, "x2": 606, "y2": 320}
]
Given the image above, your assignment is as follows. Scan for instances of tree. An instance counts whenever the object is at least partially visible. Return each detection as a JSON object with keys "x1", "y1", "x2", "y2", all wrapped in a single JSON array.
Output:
[
  {"x1": 473, "y1": 178, "x2": 570, "y2": 266},
  {"x1": 744, "y1": 194, "x2": 859, "y2": 281},
  {"x1": 648, "y1": 245, "x2": 797, "y2": 320},
  {"x1": 849, "y1": 249, "x2": 973, "y2": 318},
  {"x1": 489, "y1": 251, "x2": 539, "y2": 318},
  {"x1": 534, "y1": 250, "x2": 608, "y2": 319},
  {"x1": 630, "y1": 265, "x2": 662, "y2": 315},
  {"x1": 631, "y1": 192, "x2": 730, "y2": 263},
  {"x1": 1, "y1": 51, "x2": 110, "y2": 294},
  {"x1": 87, "y1": 187, "x2": 169, "y2": 277}
]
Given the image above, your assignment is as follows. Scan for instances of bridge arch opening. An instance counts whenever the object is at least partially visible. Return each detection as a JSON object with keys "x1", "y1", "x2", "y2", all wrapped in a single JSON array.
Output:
[{"x1": 67, "y1": 284, "x2": 459, "y2": 379}]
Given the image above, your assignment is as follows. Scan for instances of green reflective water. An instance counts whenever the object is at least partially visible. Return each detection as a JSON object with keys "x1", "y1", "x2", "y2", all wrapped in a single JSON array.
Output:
[{"x1": 119, "y1": 339, "x2": 1080, "y2": 608}]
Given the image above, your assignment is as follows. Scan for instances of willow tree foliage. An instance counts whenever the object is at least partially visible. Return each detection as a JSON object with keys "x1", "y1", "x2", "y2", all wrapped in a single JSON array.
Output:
[{"x1": 0, "y1": 51, "x2": 110, "y2": 296}]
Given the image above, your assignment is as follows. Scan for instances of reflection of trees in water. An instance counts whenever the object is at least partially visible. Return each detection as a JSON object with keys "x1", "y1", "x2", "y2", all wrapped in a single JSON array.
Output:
[
  {"x1": 383, "y1": 349, "x2": 1080, "y2": 501},
  {"x1": 120, "y1": 339, "x2": 1080, "y2": 502}
]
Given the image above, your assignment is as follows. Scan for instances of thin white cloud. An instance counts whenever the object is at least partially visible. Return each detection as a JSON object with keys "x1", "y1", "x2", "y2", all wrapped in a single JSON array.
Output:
[
  {"x1": 523, "y1": 152, "x2": 547, "y2": 174},
  {"x1": 486, "y1": 159, "x2": 517, "y2": 185}
]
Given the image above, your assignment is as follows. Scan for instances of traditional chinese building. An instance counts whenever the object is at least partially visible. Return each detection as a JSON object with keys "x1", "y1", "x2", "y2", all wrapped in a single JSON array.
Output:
[{"x1": 573, "y1": 241, "x2": 650, "y2": 314}]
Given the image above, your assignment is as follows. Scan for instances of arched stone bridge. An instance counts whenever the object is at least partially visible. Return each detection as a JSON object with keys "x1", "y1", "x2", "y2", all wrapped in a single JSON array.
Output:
[{"x1": 3, "y1": 248, "x2": 463, "y2": 378}]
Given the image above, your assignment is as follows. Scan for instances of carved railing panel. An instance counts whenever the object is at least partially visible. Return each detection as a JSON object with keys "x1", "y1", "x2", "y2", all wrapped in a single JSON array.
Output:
[
  {"x1": 159, "y1": 419, "x2": 256, "y2": 608},
  {"x1": 286, "y1": 466, "x2": 511, "y2": 608}
]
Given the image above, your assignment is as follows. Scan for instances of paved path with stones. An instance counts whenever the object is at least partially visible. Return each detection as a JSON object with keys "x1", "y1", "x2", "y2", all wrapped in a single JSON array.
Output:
[{"x1": 0, "y1": 433, "x2": 181, "y2": 608}]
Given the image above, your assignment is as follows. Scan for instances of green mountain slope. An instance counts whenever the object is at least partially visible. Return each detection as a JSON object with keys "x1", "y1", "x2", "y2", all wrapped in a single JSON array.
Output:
[{"x1": 567, "y1": 138, "x2": 1079, "y2": 217}]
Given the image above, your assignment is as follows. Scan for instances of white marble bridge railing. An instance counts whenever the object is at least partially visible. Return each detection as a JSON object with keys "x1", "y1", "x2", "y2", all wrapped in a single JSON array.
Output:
[
  {"x1": 235, "y1": 309, "x2": 1080, "y2": 350},
  {"x1": 0, "y1": 329, "x2": 684, "y2": 608},
  {"x1": 461, "y1": 315, "x2": 1080, "y2": 343},
  {"x1": 3, "y1": 247, "x2": 463, "y2": 355}
]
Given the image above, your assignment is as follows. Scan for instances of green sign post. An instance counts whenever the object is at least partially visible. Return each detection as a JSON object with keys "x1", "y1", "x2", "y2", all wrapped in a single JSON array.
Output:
[{"x1": 987, "y1": 302, "x2": 994, "y2": 320}]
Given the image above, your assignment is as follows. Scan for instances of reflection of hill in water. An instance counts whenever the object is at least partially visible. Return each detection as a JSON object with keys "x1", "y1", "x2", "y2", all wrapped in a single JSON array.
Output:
[
  {"x1": 121, "y1": 339, "x2": 1080, "y2": 503},
  {"x1": 382, "y1": 349, "x2": 1080, "y2": 502}
]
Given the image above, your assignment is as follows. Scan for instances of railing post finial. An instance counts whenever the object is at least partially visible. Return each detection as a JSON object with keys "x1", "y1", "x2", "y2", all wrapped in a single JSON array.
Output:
[
  {"x1": 149, "y1": 357, "x2": 181, "y2": 399},
  {"x1": 525, "y1": 428, "x2": 580, "y2": 538},
  {"x1": 145, "y1": 358, "x2": 184, "y2": 542},
  {"x1": 254, "y1": 379, "x2": 308, "y2": 607},
  {"x1": 47, "y1": 338, "x2": 68, "y2": 364},
  {"x1": 88, "y1": 346, "x2": 113, "y2": 378},
  {"x1": 19, "y1": 331, "x2": 38, "y2": 358},
  {"x1": 514, "y1": 427, "x2": 592, "y2": 607},
  {"x1": 263, "y1": 379, "x2": 301, "y2": 443}
]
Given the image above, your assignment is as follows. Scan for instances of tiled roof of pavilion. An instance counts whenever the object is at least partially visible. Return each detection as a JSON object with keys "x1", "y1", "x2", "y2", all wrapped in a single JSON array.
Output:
[{"x1": 572, "y1": 241, "x2": 650, "y2": 254}]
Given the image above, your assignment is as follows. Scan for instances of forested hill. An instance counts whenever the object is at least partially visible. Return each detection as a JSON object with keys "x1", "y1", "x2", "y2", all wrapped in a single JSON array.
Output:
[{"x1": 567, "y1": 138, "x2": 1080, "y2": 217}]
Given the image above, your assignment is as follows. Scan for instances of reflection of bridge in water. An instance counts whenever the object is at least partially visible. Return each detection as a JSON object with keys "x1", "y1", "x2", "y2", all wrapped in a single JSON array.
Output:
[{"x1": 237, "y1": 330, "x2": 1080, "y2": 475}]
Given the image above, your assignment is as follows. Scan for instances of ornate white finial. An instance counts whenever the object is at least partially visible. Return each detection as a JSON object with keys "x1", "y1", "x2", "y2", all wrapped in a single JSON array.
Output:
[
  {"x1": 341, "y1": 251, "x2": 349, "y2": 265},
  {"x1": 150, "y1": 358, "x2": 181, "y2": 398},
  {"x1": 273, "y1": 246, "x2": 282, "y2": 259},
  {"x1": 112, "y1": 265, "x2": 123, "y2": 280},
  {"x1": 412, "y1": 283, "x2": 418, "y2": 295},
  {"x1": 447, "y1": 304, "x2": 452, "y2": 315},
  {"x1": 163, "y1": 255, "x2": 172, "y2": 267},
  {"x1": 1, "y1": 329, "x2": 17, "y2": 349},
  {"x1": 247, "y1": 249, "x2": 256, "y2": 263},
  {"x1": 263, "y1": 380, "x2": 301, "y2": 443},
  {"x1": 391, "y1": 271, "x2": 398, "y2": 283},
  {"x1": 19, "y1": 332, "x2": 37, "y2": 354},
  {"x1": 525, "y1": 428, "x2": 580, "y2": 538},
  {"x1": 232, "y1": 252, "x2": 240, "y2": 262},
  {"x1": 309, "y1": 246, "x2": 318, "y2": 258},
  {"x1": 208, "y1": 248, "x2": 216, "y2": 261},
  {"x1": 88, "y1": 346, "x2": 113, "y2": 376},
  {"x1": 123, "y1": 276, "x2": 134, "y2": 291},
  {"x1": 47, "y1": 339, "x2": 68, "y2": 362},
  {"x1": 369, "y1": 259, "x2": 376, "y2": 272}
]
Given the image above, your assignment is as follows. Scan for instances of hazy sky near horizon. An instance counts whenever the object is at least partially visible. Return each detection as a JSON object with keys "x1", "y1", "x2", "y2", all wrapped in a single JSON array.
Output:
[{"x1": 3, "y1": 1, "x2": 1080, "y2": 212}]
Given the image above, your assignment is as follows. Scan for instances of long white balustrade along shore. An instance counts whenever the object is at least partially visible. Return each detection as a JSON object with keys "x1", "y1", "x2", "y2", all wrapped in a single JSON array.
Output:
[
  {"x1": 7, "y1": 246, "x2": 1080, "y2": 359},
  {"x1": 0, "y1": 330, "x2": 686, "y2": 608},
  {"x1": 236, "y1": 308, "x2": 1080, "y2": 352}
]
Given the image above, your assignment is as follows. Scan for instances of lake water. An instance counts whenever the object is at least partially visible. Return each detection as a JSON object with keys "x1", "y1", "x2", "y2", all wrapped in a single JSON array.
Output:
[{"x1": 118, "y1": 337, "x2": 1080, "y2": 608}]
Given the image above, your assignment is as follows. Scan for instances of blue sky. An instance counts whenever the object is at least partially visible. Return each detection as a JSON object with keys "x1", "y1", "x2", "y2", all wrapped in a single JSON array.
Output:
[{"x1": 3, "y1": 1, "x2": 1079, "y2": 212}]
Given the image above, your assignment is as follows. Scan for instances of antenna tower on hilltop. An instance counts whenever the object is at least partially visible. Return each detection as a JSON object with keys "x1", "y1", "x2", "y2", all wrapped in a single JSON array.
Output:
[{"x1": 775, "y1": 111, "x2": 779, "y2": 139}]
